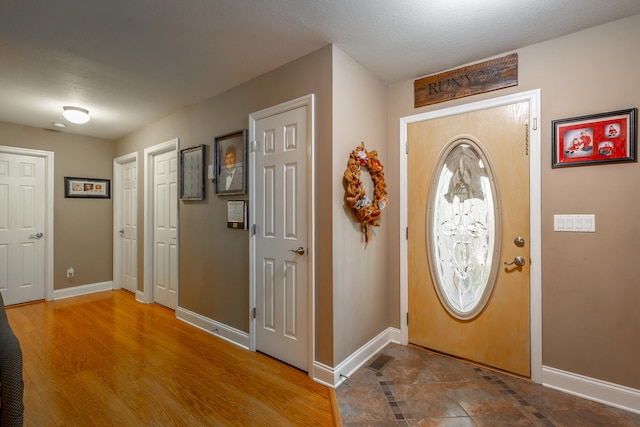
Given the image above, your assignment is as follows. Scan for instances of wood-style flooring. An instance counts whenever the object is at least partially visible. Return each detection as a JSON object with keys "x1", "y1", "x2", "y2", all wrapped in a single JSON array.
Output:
[{"x1": 5, "y1": 290, "x2": 338, "y2": 426}]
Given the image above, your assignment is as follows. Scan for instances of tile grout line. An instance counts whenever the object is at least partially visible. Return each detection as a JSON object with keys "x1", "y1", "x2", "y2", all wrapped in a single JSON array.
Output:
[
  {"x1": 375, "y1": 371, "x2": 410, "y2": 424},
  {"x1": 476, "y1": 367, "x2": 556, "y2": 427}
]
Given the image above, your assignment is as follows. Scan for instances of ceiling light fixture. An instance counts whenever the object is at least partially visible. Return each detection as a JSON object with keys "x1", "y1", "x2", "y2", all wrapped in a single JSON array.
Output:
[{"x1": 62, "y1": 106, "x2": 91, "y2": 124}]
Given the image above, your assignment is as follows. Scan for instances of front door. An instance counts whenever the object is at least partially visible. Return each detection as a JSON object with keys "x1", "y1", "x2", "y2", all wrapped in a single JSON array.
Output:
[
  {"x1": 408, "y1": 101, "x2": 531, "y2": 376},
  {"x1": 0, "y1": 151, "x2": 46, "y2": 305},
  {"x1": 153, "y1": 149, "x2": 178, "y2": 309},
  {"x1": 253, "y1": 104, "x2": 309, "y2": 371}
]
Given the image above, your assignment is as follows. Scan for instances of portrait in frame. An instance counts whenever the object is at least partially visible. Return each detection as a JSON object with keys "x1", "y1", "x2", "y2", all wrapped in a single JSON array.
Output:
[{"x1": 214, "y1": 130, "x2": 247, "y2": 195}]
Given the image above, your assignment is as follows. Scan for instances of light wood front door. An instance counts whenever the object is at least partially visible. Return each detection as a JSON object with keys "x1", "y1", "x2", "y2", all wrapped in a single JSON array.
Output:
[
  {"x1": 253, "y1": 104, "x2": 309, "y2": 371},
  {"x1": 408, "y1": 101, "x2": 531, "y2": 376}
]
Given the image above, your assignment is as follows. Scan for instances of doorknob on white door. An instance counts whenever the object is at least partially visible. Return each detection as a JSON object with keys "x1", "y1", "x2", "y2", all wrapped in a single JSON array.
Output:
[
  {"x1": 289, "y1": 247, "x2": 305, "y2": 255},
  {"x1": 29, "y1": 232, "x2": 43, "y2": 239}
]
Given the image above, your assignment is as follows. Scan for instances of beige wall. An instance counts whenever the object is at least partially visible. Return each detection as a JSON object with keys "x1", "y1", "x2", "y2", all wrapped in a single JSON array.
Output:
[
  {"x1": 0, "y1": 123, "x2": 115, "y2": 290},
  {"x1": 331, "y1": 47, "x2": 391, "y2": 364},
  {"x1": 388, "y1": 14, "x2": 640, "y2": 389},
  {"x1": 115, "y1": 46, "x2": 336, "y2": 365}
]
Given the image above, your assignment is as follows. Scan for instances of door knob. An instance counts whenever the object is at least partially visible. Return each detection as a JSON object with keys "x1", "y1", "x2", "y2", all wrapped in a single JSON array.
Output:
[
  {"x1": 119, "y1": 229, "x2": 125, "y2": 234},
  {"x1": 504, "y1": 256, "x2": 526, "y2": 267},
  {"x1": 289, "y1": 247, "x2": 305, "y2": 255},
  {"x1": 514, "y1": 237, "x2": 525, "y2": 247},
  {"x1": 29, "y1": 232, "x2": 43, "y2": 239}
]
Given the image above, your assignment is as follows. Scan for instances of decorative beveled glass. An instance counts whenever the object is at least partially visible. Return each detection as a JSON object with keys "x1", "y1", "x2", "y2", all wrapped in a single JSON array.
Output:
[{"x1": 426, "y1": 137, "x2": 502, "y2": 320}]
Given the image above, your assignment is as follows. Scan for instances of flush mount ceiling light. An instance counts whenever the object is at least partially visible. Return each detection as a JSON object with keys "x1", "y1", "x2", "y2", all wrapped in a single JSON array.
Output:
[{"x1": 62, "y1": 106, "x2": 90, "y2": 124}]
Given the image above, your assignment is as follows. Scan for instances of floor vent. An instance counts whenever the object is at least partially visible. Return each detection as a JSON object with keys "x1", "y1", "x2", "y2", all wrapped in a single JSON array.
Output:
[{"x1": 367, "y1": 354, "x2": 393, "y2": 372}]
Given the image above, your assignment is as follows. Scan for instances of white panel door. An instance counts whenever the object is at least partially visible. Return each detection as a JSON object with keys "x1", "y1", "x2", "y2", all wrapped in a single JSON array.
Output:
[
  {"x1": 254, "y1": 105, "x2": 308, "y2": 371},
  {"x1": 117, "y1": 158, "x2": 137, "y2": 293},
  {"x1": 153, "y1": 150, "x2": 178, "y2": 309},
  {"x1": 0, "y1": 152, "x2": 46, "y2": 305}
]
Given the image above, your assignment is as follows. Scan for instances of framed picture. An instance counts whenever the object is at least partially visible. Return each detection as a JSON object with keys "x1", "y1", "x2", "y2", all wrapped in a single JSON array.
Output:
[
  {"x1": 180, "y1": 144, "x2": 205, "y2": 200},
  {"x1": 64, "y1": 177, "x2": 110, "y2": 198},
  {"x1": 227, "y1": 200, "x2": 248, "y2": 229},
  {"x1": 214, "y1": 130, "x2": 247, "y2": 195},
  {"x1": 552, "y1": 108, "x2": 637, "y2": 168}
]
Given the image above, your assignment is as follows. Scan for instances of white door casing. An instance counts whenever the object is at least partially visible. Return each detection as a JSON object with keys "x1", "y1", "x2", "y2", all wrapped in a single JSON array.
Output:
[
  {"x1": 399, "y1": 90, "x2": 543, "y2": 383},
  {"x1": 139, "y1": 138, "x2": 180, "y2": 309},
  {"x1": 113, "y1": 153, "x2": 138, "y2": 294},
  {"x1": 0, "y1": 146, "x2": 54, "y2": 305},
  {"x1": 249, "y1": 95, "x2": 315, "y2": 373}
]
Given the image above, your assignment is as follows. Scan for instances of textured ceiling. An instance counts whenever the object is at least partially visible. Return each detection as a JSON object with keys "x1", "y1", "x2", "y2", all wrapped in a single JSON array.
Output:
[{"x1": 1, "y1": 0, "x2": 640, "y2": 140}]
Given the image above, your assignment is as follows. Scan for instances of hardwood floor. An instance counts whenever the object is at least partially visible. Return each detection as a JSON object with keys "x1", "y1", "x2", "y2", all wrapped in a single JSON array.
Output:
[{"x1": 5, "y1": 290, "x2": 338, "y2": 426}]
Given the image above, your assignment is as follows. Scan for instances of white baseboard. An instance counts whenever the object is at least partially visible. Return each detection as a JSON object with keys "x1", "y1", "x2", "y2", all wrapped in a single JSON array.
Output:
[
  {"x1": 135, "y1": 290, "x2": 149, "y2": 303},
  {"x1": 176, "y1": 306, "x2": 250, "y2": 350},
  {"x1": 53, "y1": 281, "x2": 113, "y2": 300},
  {"x1": 313, "y1": 327, "x2": 401, "y2": 388},
  {"x1": 543, "y1": 365, "x2": 640, "y2": 414}
]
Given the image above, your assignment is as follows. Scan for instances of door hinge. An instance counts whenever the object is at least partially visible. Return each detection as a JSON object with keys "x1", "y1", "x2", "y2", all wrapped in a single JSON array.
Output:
[
  {"x1": 532, "y1": 117, "x2": 538, "y2": 130},
  {"x1": 406, "y1": 312, "x2": 409, "y2": 326},
  {"x1": 251, "y1": 140, "x2": 258, "y2": 152},
  {"x1": 251, "y1": 307, "x2": 257, "y2": 319},
  {"x1": 405, "y1": 141, "x2": 409, "y2": 155},
  {"x1": 406, "y1": 227, "x2": 409, "y2": 240},
  {"x1": 251, "y1": 224, "x2": 257, "y2": 236}
]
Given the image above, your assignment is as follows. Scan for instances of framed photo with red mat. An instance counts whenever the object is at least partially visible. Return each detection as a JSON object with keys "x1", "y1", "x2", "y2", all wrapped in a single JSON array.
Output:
[{"x1": 552, "y1": 108, "x2": 637, "y2": 168}]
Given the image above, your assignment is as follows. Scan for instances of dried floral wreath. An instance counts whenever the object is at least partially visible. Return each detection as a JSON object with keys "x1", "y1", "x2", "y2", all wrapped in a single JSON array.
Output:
[{"x1": 343, "y1": 142, "x2": 389, "y2": 243}]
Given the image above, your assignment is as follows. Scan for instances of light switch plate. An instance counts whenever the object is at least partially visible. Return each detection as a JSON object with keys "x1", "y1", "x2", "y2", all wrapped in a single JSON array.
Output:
[{"x1": 554, "y1": 214, "x2": 595, "y2": 232}]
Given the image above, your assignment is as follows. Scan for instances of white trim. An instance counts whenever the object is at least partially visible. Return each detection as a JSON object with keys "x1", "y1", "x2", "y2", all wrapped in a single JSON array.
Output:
[
  {"x1": 398, "y1": 89, "x2": 543, "y2": 383},
  {"x1": 313, "y1": 327, "x2": 401, "y2": 388},
  {"x1": 0, "y1": 145, "x2": 54, "y2": 302},
  {"x1": 543, "y1": 366, "x2": 640, "y2": 414},
  {"x1": 143, "y1": 139, "x2": 179, "y2": 304},
  {"x1": 135, "y1": 290, "x2": 146, "y2": 303},
  {"x1": 176, "y1": 307, "x2": 251, "y2": 350},
  {"x1": 113, "y1": 152, "x2": 138, "y2": 292},
  {"x1": 53, "y1": 281, "x2": 113, "y2": 300},
  {"x1": 248, "y1": 94, "x2": 316, "y2": 377}
]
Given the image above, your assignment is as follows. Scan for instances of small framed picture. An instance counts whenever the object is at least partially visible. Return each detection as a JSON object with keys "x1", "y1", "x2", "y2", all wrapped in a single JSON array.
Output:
[
  {"x1": 552, "y1": 108, "x2": 637, "y2": 168},
  {"x1": 64, "y1": 177, "x2": 110, "y2": 198},
  {"x1": 214, "y1": 130, "x2": 247, "y2": 195},
  {"x1": 227, "y1": 200, "x2": 248, "y2": 229}
]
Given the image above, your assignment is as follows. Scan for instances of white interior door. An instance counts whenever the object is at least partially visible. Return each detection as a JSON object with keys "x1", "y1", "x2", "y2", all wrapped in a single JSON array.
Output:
[
  {"x1": 153, "y1": 149, "x2": 178, "y2": 309},
  {"x1": 253, "y1": 104, "x2": 309, "y2": 371},
  {"x1": 0, "y1": 151, "x2": 46, "y2": 305},
  {"x1": 115, "y1": 155, "x2": 138, "y2": 293}
]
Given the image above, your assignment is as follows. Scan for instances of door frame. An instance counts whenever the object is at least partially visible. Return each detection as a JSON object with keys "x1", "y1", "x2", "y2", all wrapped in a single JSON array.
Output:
[
  {"x1": 248, "y1": 94, "x2": 315, "y2": 376},
  {"x1": 142, "y1": 138, "x2": 179, "y2": 305},
  {"x1": 399, "y1": 89, "x2": 542, "y2": 383},
  {"x1": 113, "y1": 152, "x2": 138, "y2": 293},
  {"x1": 0, "y1": 145, "x2": 54, "y2": 302}
]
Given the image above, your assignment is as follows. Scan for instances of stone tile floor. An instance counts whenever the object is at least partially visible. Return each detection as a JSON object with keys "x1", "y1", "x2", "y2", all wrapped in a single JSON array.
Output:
[{"x1": 336, "y1": 343, "x2": 640, "y2": 426}]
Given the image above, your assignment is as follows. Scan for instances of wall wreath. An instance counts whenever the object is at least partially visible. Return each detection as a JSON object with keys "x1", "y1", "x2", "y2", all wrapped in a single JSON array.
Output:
[{"x1": 343, "y1": 142, "x2": 388, "y2": 243}]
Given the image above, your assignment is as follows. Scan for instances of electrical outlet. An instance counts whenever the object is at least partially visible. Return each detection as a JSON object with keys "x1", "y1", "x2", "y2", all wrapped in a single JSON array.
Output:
[{"x1": 67, "y1": 267, "x2": 74, "y2": 278}]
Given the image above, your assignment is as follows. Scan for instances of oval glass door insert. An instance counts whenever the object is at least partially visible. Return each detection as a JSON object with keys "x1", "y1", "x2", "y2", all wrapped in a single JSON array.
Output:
[{"x1": 427, "y1": 137, "x2": 502, "y2": 320}]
